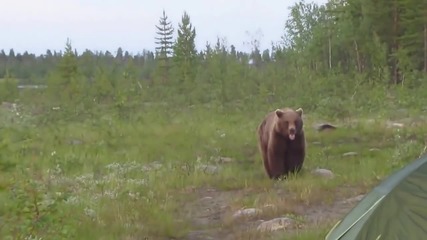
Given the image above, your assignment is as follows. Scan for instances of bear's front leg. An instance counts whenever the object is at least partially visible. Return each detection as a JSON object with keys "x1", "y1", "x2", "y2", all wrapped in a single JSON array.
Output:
[
  {"x1": 286, "y1": 145, "x2": 305, "y2": 175},
  {"x1": 267, "y1": 147, "x2": 285, "y2": 180}
]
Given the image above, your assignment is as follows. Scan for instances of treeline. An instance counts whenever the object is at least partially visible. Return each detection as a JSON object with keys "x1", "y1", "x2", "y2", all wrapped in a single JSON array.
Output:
[
  {"x1": 282, "y1": 0, "x2": 427, "y2": 84},
  {"x1": 0, "y1": 0, "x2": 426, "y2": 112}
]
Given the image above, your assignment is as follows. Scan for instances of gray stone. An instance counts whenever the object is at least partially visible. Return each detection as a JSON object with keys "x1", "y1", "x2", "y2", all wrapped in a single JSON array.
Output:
[
  {"x1": 232, "y1": 208, "x2": 262, "y2": 219},
  {"x1": 339, "y1": 194, "x2": 365, "y2": 204},
  {"x1": 213, "y1": 156, "x2": 234, "y2": 164},
  {"x1": 196, "y1": 164, "x2": 220, "y2": 174},
  {"x1": 257, "y1": 217, "x2": 296, "y2": 232},
  {"x1": 315, "y1": 123, "x2": 338, "y2": 132},
  {"x1": 343, "y1": 152, "x2": 358, "y2": 157},
  {"x1": 386, "y1": 121, "x2": 405, "y2": 128},
  {"x1": 311, "y1": 168, "x2": 334, "y2": 179}
]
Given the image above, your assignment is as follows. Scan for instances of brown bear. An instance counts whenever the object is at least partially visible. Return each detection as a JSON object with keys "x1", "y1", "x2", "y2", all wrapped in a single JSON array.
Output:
[{"x1": 257, "y1": 107, "x2": 305, "y2": 180}]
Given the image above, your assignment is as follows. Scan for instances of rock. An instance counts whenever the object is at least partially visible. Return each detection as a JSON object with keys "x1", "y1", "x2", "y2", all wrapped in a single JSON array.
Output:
[
  {"x1": 386, "y1": 121, "x2": 404, "y2": 128},
  {"x1": 200, "y1": 196, "x2": 213, "y2": 201},
  {"x1": 262, "y1": 204, "x2": 277, "y2": 211},
  {"x1": 392, "y1": 122, "x2": 404, "y2": 128},
  {"x1": 343, "y1": 152, "x2": 358, "y2": 157},
  {"x1": 311, "y1": 168, "x2": 334, "y2": 179},
  {"x1": 316, "y1": 123, "x2": 338, "y2": 132},
  {"x1": 257, "y1": 217, "x2": 296, "y2": 232},
  {"x1": 339, "y1": 194, "x2": 365, "y2": 204},
  {"x1": 196, "y1": 164, "x2": 220, "y2": 174},
  {"x1": 213, "y1": 156, "x2": 234, "y2": 164},
  {"x1": 232, "y1": 208, "x2": 262, "y2": 219}
]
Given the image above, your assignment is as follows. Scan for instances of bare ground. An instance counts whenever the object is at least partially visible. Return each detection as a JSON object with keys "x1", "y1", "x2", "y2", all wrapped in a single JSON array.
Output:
[{"x1": 181, "y1": 185, "x2": 366, "y2": 240}]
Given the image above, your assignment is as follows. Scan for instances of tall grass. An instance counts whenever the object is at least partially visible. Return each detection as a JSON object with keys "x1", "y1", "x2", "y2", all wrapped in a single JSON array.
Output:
[{"x1": 0, "y1": 76, "x2": 427, "y2": 239}]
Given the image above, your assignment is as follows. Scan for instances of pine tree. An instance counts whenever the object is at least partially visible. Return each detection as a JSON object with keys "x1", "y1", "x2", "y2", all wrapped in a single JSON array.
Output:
[
  {"x1": 115, "y1": 47, "x2": 124, "y2": 61},
  {"x1": 397, "y1": 0, "x2": 427, "y2": 74},
  {"x1": 59, "y1": 38, "x2": 78, "y2": 82},
  {"x1": 154, "y1": 10, "x2": 174, "y2": 84},
  {"x1": 47, "y1": 38, "x2": 85, "y2": 107},
  {"x1": 173, "y1": 11, "x2": 197, "y2": 93}
]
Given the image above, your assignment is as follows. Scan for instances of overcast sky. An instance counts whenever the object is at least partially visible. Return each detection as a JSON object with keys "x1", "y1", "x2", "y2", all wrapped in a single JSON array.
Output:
[{"x1": 2, "y1": 0, "x2": 328, "y2": 56}]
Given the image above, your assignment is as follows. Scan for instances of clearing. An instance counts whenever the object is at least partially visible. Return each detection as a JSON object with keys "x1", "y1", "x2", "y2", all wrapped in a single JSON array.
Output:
[{"x1": 1, "y1": 104, "x2": 426, "y2": 240}]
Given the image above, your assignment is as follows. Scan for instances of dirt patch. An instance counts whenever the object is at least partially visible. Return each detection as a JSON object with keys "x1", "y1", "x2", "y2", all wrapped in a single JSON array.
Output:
[
  {"x1": 181, "y1": 188, "x2": 239, "y2": 240},
  {"x1": 183, "y1": 188, "x2": 232, "y2": 227},
  {"x1": 181, "y1": 186, "x2": 366, "y2": 240},
  {"x1": 298, "y1": 194, "x2": 364, "y2": 228}
]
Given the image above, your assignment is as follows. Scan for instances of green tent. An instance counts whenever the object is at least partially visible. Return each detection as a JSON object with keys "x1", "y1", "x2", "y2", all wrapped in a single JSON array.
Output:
[{"x1": 325, "y1": 154, "x2": 427, "y2": 240}]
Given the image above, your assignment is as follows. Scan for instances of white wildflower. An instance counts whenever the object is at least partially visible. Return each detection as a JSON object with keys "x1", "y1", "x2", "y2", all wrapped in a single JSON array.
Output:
[
  {"x1": 84, "y1": 207, "x2": 96, "y2": 218},
  {"x1": 128, "y1": 191, "x2": 141, "y2": 200},
  {"x1": 24, "y1": 235, "x2": 43, "y2": 240},
  {"x1": 64, "y1": 196, "x2": 79, "y2": 205}
]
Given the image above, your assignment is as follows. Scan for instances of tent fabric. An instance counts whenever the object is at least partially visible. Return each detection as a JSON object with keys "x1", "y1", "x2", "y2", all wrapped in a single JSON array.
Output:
[{"x1": 325, "y1": 154, "x2": 427, "y2": 240}]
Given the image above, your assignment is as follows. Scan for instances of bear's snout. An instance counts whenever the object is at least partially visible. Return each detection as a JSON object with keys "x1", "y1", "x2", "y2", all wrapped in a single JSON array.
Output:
[{"x1": 289, "y1": 127, "x2": 296, "y2": 140}]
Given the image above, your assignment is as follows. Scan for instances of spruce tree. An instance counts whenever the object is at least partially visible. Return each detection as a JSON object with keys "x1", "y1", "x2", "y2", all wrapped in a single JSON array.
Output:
[
  {"x1": 154, "y1": 10, "x2": 174, "y2": 84},
  {"x1": 59, "y1": 39, "x2": 78, "y2": 83},
  {"x1": 47, "y1": 39, "x2": 85, "y2": 108},
  {"x1": 173, "y1": 11, "x2": 197, "y2": 93}
]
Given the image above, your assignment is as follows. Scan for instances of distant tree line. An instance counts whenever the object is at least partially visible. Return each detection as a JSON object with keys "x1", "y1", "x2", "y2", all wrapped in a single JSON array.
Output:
[{"x1": 0, "y1": 0, "x2": 426, "y2": 110}]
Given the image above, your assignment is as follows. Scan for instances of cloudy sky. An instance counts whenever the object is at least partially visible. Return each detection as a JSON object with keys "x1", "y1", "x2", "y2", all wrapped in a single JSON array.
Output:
[{"x1": 2, "y1": 0, "x2": 328, "y2": 56}]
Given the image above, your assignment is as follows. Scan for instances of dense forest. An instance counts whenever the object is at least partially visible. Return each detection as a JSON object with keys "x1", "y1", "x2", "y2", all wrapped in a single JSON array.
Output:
[{"x1": 0, "y1": 0, "x2": 426, "y2": 113}]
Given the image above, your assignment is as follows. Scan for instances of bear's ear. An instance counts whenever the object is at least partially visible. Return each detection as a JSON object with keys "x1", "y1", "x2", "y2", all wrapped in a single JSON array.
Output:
[
  {"x1": 275, "y1": 109, "x2": 284, "y2": 118},
  {"x1": 295, "y1": 108, "x2": 303, "y2": 117}
]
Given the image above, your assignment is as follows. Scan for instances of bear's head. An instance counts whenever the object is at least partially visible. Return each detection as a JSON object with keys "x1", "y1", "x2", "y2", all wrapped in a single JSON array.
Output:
[{"x1": 274, "y1": 108, "x2": 303, "y2": 140}]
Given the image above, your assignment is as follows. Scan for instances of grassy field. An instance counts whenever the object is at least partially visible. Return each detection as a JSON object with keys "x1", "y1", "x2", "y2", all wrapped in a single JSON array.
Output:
[{"x1": 0, "y1": 96, "x2": 426, "y2": 240}]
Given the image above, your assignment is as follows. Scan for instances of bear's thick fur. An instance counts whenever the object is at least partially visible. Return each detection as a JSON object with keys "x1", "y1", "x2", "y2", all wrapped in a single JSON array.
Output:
[{"x1": 257, "y1": 107, "x2": 305, "y2": 179}]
